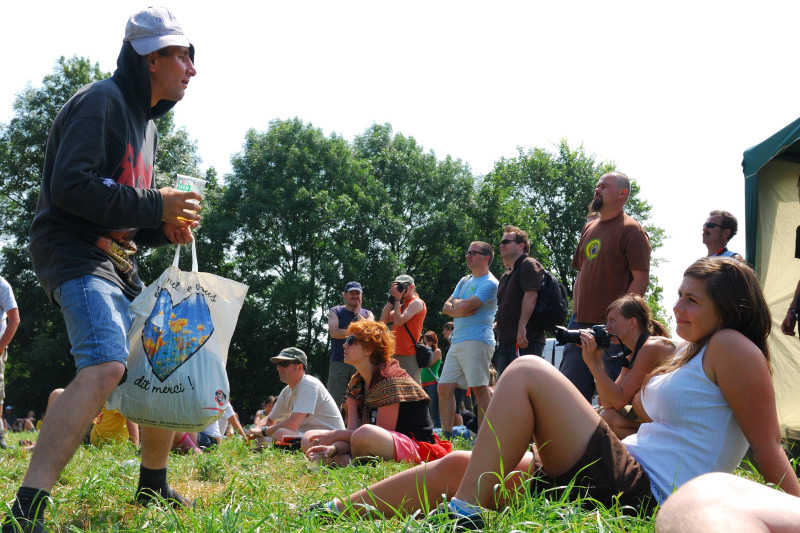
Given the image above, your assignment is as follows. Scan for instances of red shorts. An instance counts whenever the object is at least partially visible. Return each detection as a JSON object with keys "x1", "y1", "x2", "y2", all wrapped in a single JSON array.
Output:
[{"x1": 390, "y1": 432, "x2": 452, "y2": 464}]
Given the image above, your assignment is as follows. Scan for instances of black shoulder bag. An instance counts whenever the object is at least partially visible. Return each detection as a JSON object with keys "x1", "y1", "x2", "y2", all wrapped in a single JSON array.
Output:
[{"x1": 403, "y1": 322, "x2": 434, "y2": 368}]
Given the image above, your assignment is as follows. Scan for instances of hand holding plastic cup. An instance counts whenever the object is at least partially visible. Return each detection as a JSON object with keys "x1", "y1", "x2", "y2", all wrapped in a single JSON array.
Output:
[{"x1": 175, "y1": 174, "x2": 206, "y2": 222}]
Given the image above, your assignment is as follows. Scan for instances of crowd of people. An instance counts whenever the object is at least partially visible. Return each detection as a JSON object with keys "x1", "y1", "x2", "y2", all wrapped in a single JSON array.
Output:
[{"x1": 0, "y1": 6, "x2": 798, "y2": 533}]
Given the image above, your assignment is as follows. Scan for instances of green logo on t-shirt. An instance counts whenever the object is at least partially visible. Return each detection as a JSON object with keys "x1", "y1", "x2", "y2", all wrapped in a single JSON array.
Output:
[{"x1": 585, "y1": 238, "x2": 601, "y2": 260}]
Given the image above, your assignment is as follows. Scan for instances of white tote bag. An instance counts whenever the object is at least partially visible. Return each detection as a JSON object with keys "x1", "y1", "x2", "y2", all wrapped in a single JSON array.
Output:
[{"x1": 107, "y1": 241, "x2": 248, "y2": 431}]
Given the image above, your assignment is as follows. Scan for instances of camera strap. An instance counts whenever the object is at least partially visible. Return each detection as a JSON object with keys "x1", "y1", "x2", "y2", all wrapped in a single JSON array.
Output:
[{"x1": 606, "y1": 332, "x2": 649, "y2": 369}]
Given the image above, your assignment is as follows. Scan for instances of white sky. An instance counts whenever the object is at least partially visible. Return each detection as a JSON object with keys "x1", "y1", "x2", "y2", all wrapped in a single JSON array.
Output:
[{"x1": 3, "y1": 1, "x2": 800, "y2": 327}]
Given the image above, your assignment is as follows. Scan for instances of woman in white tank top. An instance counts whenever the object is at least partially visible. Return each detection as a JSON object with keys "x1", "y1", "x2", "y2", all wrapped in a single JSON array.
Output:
[{"x1": 308, "y1": 257, "x2": 800, "y2": 525}]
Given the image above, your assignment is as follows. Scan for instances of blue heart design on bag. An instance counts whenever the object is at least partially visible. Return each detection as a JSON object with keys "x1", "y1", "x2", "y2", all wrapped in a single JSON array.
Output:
[{"x1": 142, "y1": 288, "x2": 215, "y2": 382}]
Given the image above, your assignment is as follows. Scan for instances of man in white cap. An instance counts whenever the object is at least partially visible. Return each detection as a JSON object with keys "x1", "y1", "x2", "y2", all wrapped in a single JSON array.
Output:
[{"x1": 4, "y1": 8, "x2": 200, "y2": 531}]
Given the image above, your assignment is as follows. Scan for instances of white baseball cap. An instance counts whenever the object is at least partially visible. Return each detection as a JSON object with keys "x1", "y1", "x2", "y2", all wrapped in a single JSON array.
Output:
[{"x1": 124, "y1": 7, "x2": 191, "y2": 55}]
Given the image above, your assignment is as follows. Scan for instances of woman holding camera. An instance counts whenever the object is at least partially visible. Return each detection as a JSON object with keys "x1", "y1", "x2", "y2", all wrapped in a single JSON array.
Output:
[
  {"x1": 302, "y1": 319, "x2": 450, "y2": 467},
  {"x1": 309, "y1": 258, "x2": 799, "y2": 525},
  {"x1": 581, "y1": 294, "x2": 675, "y2": 438}
]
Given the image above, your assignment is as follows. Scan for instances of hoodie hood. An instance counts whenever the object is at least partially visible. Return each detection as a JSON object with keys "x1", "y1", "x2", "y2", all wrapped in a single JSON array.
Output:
[{"x1": 111, "y1": 41, "x2": 195, "y2": 121}]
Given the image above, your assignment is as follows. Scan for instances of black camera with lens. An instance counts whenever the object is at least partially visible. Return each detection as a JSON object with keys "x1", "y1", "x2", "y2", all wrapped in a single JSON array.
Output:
[
  {"x1": 395, "y1": 282, "x2": 406, "y2": 293},
  {"x1": 554, "y1": 325, "x2": 612, "y2": 349}
]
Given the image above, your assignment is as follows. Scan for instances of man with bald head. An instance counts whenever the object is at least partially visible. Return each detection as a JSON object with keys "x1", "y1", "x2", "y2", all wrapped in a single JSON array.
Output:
[{"x1": 559, "y1": 172, "x2": 652, "y2": 402}]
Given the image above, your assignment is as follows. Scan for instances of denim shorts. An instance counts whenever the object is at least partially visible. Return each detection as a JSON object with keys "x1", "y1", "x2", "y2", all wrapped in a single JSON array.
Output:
[{"x1": 54, "y1": 275, "x2": 133, "y2": 372}]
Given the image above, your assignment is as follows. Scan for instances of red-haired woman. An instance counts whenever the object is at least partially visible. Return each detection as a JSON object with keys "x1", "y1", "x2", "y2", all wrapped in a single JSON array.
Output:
[{"x1": 302, "y1": 319, "x2": 449, "y2": 466}]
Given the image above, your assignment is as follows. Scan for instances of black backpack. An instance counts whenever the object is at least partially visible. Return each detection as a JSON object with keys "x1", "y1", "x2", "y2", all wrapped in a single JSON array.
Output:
[{"x1": 530, "y1": 269, "x2": 569, "y2": 332}]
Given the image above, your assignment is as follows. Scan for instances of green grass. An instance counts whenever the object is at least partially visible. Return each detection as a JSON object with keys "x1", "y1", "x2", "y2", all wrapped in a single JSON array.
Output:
[{"x1": 0, "y1": 431, "x2": 781, "y2": 532}]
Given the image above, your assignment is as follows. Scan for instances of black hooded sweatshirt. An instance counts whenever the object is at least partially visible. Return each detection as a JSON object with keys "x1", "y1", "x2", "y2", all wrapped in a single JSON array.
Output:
[{"x1": 30, "y1": 42, "x2": 191, "y2": 301}]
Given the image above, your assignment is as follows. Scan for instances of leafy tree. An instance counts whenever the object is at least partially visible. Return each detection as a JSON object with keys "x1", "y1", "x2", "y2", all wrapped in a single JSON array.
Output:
[
  {"x1": 352, "y1": 123, "x2": 478, "y2": 331},
  {"x1": 214, "y1": 118, "x2": 378, "y2": 399}
]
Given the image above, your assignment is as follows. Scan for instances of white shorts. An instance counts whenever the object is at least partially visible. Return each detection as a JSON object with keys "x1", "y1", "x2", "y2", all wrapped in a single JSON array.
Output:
[{"x1": 439, "y1": 340, "x2": 493, "y2": 389}]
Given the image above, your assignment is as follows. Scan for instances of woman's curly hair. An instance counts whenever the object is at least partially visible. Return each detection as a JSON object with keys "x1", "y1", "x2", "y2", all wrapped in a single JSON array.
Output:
[{"x1": 348, "y1": 319, "x2": 396, "y2": 365}]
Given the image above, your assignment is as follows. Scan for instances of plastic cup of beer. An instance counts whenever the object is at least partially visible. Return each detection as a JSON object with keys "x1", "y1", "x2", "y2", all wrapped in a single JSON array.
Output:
[{"x1": 175, "y1": 174, "x2": 206, "y2": 221}]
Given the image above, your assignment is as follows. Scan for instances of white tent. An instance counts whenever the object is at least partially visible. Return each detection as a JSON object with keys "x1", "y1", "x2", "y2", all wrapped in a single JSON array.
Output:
[{"x1": 742, "y1": 117, "x2": 800, "y2": 435}]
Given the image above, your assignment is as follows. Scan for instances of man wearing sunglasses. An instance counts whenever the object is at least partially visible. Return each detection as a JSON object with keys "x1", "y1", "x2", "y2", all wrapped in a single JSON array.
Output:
[
  {"x1": 439, "y1": 242, "x2": 498, "y2": 439},
  {"x1": 246, "y1": 348, "x2": 343, "y2": 444},
  {"x1": 495, "y1": 226, "x2": 547, "y2": 377},
  {"x1": 702, "y1": 210, "x2": 744, "y2": 262}
]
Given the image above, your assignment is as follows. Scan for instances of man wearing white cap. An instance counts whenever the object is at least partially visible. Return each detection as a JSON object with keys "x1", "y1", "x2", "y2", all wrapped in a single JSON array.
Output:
[{"x1": 5, "y1": 8, "x2": 200, "y2": 531}]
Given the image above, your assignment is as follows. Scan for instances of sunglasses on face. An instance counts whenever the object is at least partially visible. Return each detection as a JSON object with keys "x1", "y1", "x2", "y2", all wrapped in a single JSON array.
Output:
[
  {"x1": 465, "y1": 250, "x2": 487, "y2": 257},
  {"x1": 500, "y1": 239, "x2": 521, "y2": 246},
  {"x1": 703, "y1": 222, "x2": 728, "y2": 230},
  {"x1": 344, "y1": 335, "x2": 359, "y2": 347},
  {"x1": 276, "y1": 360, "x2": 297, "y2": 368}
]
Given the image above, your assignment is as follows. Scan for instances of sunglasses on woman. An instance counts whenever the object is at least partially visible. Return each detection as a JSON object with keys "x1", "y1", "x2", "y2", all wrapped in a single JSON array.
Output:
[{"x1": 344, "y1": 335, "x2": 360, "y2": 347}]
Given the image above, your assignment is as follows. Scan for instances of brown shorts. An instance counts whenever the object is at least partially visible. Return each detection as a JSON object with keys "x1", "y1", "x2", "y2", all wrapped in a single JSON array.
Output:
[{"x1": 530, "y1": 420, "x2": 655, "y2": 515}]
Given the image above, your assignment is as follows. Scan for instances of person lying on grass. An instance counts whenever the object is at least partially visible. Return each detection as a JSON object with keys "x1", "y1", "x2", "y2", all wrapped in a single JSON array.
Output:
[
  {"x1": 310, "y1": 258, "x2": 800, "y2": 528},
  {"x1": 302, "y1": 319, "x2": 450, "y2": 467},
  {"x1": 582, "y1": 294, "x2": 675, "y2": 439}
]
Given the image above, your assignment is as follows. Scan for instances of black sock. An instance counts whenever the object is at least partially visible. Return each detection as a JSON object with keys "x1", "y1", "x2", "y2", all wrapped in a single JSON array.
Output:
[
  {"x1": 135, "y1": 466, "x2": 189, "y2": 508},
  {"x1": 137, "y1": 465, "x2": 168, "y2": 492},
  {"x1": 2, "y1": 487, "x2": 49, "y2": 533}
]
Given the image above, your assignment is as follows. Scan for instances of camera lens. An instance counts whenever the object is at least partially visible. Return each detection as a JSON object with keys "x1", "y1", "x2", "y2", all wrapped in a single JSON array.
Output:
[{"x1": 554, "y1": 326, "x2": 582, "y2": 345}]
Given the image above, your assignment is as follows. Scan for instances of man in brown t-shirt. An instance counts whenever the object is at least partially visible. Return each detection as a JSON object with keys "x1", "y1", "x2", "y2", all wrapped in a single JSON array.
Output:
[
  {"x1": 560, "y1": 172, "x2": 651, "y2": 402},
  {"x1": 495, "y1": 225, "x2": 546, "y2": 377}
]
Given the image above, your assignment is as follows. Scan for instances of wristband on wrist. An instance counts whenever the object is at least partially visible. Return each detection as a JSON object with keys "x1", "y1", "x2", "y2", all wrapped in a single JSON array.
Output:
[{"x1": 261, "y1": 426, "x2": 267, "y2": 437}]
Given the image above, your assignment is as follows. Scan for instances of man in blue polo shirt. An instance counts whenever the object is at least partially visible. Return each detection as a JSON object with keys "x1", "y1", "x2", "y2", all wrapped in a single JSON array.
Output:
[{"x1": 438, "y1": 241, "x2": 498, "y2": 439}]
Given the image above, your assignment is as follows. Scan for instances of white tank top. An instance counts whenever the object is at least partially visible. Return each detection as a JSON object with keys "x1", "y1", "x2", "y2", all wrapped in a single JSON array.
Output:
[{"x1": 623, "y1": 345, "x2": 748, "y2": 502}]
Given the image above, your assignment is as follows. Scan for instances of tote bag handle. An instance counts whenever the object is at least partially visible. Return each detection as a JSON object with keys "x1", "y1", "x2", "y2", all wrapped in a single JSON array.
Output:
[{"x1": 172, "y1": 239, "x2": 199, "y2": 273}]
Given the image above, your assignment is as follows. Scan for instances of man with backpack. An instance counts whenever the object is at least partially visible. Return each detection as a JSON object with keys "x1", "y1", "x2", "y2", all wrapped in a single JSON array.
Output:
[{"x1": 495, "y1": 226, "x2": 547, "y2": 376}]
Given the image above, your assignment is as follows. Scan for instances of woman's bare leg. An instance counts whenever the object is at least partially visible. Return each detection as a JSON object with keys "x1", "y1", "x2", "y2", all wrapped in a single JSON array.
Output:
[
  {"x1": 341, "y1": 452, "x2": 471, "y2": 515},
  {"x1": 454, "y1": 356, "x2": 601, "y2": 509},
  {"x1": 339, "y1": 450, "x2": 536, "y2": 517},
  {"x1": 350, "y1": 425, "x2": 396, "y2": 460}
]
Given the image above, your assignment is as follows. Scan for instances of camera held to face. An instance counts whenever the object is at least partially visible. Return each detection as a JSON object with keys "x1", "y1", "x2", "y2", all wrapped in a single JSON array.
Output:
[
  {"x1": 394, "y1": 282, "x2": 406, "y2": 293},
  {"x1": 554, "y1": 324, "x2": 612, "y2": 349}
]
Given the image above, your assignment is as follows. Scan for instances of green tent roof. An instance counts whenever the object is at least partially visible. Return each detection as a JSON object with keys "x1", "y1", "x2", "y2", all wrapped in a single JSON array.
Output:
[{"x1": 741, "y1": 116, "x2": 800, "y2": 266}]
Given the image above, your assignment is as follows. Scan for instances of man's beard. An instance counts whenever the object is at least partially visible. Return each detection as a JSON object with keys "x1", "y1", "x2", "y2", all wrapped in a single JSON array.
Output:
[{"x1": 589, "y1": 195, "x2": 603, "y2": 213}]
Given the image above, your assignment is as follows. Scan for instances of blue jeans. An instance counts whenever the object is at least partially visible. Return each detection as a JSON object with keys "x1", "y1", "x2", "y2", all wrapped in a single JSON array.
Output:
[
  {"x1": 54, "y1": 275, "x2": 133, "y2": 372},
  {"x1": 558, "y1": 315, "x2": 623, "y2": 402},
  {"x1": 495, "y1": 341, "x2": 546, "y2": 378},
  {"x1": 422, "y1": 382, "x2": 441, "y2": 427}
]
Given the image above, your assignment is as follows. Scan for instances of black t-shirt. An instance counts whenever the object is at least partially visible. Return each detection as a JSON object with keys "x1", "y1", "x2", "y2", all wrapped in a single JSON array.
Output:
[
  {"x1": 364, "y1": 399, "x2": 433, "y2": 443},
  {"x1": 496, "y1": 254, "x2": 546, "y2": 344}
]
